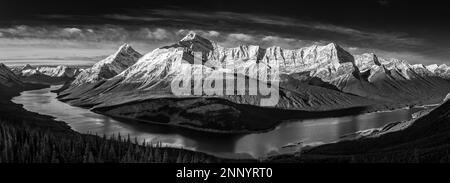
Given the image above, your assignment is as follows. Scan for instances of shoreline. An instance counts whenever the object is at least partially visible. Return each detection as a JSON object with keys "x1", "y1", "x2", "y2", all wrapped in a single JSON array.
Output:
[
  {"x1": 2, "y1": 85, "x2": 251, "y2": 162},
  {"x1": 8, "y1": 85, "x2": 448, "y2": 162}
]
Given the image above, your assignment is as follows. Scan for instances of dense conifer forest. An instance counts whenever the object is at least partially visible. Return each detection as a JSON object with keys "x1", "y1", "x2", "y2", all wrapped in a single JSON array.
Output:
[{"x1": 0, "y1": 120, "x2": 240, "y2": 163}]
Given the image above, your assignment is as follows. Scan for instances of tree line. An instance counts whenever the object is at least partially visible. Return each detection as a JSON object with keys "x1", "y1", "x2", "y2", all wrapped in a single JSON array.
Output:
[{"x1": 0, "y1": 120, "x2": 230, "y2": 163}]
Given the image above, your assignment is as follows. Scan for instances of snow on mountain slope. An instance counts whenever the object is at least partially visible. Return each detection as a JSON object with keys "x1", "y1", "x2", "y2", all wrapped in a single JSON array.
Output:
[
  {"x1": 16, "y1": 65, "x2": 82, "y2": 85},
  {"x1": 331, "y1": 56, "x2": 450, "y2": 104},
  {"x1": 70, "y1": 44, "x2": 142, "y2": 85},
  {"x1": 434, "y1": 64, "x2": 450, "y2": 80},
  {"x1": 21, "y1": 65, "x2": 80, "y2": 78},
  {"x1": 0, "y1": 63, "x2": 23, "y2": 88},
  {"x1": 60, "y1": 33, "x2": 377, "y2": 109},
  {"x1": 425, "y1": 64, "x2": 450, "y2": 80},
  {"x1": 59, "y1": 32, "x2": 450, "y2": 108},
  {"x1": 56, "y1": 32, "x2": 450, "y2": 132}
]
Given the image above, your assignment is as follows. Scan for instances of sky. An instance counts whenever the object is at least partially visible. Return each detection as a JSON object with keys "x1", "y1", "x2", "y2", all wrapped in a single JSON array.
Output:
[{"x1": 1, "y1": 0, "x2": 450, "y2": 66}]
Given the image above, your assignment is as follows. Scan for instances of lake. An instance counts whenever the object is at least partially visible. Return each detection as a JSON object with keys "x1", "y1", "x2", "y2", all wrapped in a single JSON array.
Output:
[{"x1": 12, "y1": 85, "x2": 415, "y2": 158}]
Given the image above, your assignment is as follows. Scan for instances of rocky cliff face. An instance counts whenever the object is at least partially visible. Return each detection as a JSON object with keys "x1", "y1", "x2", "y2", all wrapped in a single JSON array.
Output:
[
  {"x1": 57, "y1": 32, "x2": 450, "y2": 132},
  {"x1": 70, "y1": 44, "x2": 142, "y2": 86},
  {"x1": 60, "y1": 33, "x2": 378, "y2": 110}
]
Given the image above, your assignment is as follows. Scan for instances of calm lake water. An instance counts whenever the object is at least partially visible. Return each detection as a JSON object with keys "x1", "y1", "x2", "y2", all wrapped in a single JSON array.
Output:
[{"x1": 12, "y1": 85, "x2": 415, "y2": 158}]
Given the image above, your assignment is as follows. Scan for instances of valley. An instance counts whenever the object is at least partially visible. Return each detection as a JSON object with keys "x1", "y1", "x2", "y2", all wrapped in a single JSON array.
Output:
[
  {"x1": 54, "y1": 33, "x2": 450, "y2": 133},
  {"x1": 1, "y1": 32, "x2": 450, "y2": 162}
]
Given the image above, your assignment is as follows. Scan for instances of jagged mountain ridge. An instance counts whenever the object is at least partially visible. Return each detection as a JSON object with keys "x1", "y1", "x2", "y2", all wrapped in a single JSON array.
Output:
[
  {"x1": 57, "y1": 32, "x2": 450, "y2": 132},
  {"x1": 70, "y1": 43, "x2": 142, "y2": 86},
  {"x1": 52, "y1": 34, "x2": 378, "y2": 132},
  {"x1": 59, "y1": 33, "x2": 378, "y2": 110},
  {"x1": 16, "y1": 65, "x2": 82, "y2": 85},
  {"x1": 57, "y1": 43, "x2": 142, "y2": 98},
  {"x1": 61, "y1": 32, "x2": 450, "y2": 106},
  {"x1": 330, "y1": 57, "x2": 450, "y2": 103},
  {"x1": 21, "y1": 65, "x2": 80, "y2": 78}
]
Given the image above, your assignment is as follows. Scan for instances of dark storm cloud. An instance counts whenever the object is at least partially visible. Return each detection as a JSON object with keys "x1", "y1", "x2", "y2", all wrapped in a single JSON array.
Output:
[
  {"x1": 146, "y1": 9, "x2": 423, "y2": 45},
  {"x1": 37, "y1": 9, "x2": 433, "y2": 59},
  {"x1": 38, "y1": 9, "x2": 423, "y2": 47},
  {"x1": 1, "y1": 2, "x2": 450, "y2": 65}
]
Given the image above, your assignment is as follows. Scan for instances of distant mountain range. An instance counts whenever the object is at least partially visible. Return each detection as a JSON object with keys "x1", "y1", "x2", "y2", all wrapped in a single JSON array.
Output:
[{"x1": 10, "y1": 64, "x2": 82, "y2": 85}]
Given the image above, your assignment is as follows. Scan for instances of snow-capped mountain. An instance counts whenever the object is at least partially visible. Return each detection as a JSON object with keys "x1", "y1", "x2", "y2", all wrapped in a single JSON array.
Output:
[
  {"x1": 0, "y1": 63, "x2": 23, "y2": 88},
  {"x1": 21, "y1": 65, "x2": 80, "y2": 78},
  {"x1": 57, "y1": 32, "x2": 450, "y2": 132},
  {"x1": 426, "y1": 64, "x2": 450, "y2": 80},
  {"x1": 60, "y1": 33, "x2": 376, "y2": 109},
  {"x1": 171, "y1": 32, "x2": 356, "y2": 81},
  {"x1": 11, "y1": 64, "x2": 34, "y2": 75},
  {"x1": 329, "y1": 56, "x2": 450, "y2": 103},
  {"x1": 71, "y1": 43, "x2": 142, "y2": 85},
  {"x1": 16, "y1": 65, "x2": 82, "y2": 85}
]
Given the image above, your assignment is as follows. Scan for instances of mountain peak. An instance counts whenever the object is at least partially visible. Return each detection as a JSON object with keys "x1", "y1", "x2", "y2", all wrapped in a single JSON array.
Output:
[
  {"x1": 180, "y1": 31, "x2": 198, "y2": 42},
  {"x1": 118, "y1": 43, "x2": 131, "y2": 50},
  {"x1": 179, "y1": 31, "x2": 212, "y2": 43},
  {"x1": 321, "y1": 42, "x2": 355, "y2": 64},
  {"x1": 324, "y1": 42, "x2": 341, "y2": 49},
  {"x1": 179, "y1": 32, "x2": 214, "y2": 53},
  {"x1": 115, "y1": 43, "x2": 138, "y2": 55},
  {"x1": 22, "y1": 64, "x2": 34, "y2": 70},
  {"x1": 96, "y1": 44, "x2": 141, "y2": 67},
  {"x1": 322, "y1": 43, "x2": 347, "y2": 52},
  {"x1": 71, "y1": 44, "x2": 142, "y2": 85}
]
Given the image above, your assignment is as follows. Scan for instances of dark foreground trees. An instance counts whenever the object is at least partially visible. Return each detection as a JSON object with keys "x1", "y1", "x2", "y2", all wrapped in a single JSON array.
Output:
[{"x1": 0, "y1": 120, "x2": 226, "y2": 163}]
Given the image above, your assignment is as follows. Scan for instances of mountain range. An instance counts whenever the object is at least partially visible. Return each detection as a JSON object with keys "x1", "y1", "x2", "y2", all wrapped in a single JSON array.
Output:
[
  {"x1": 12, "y1": 64, "x2": 82, "y2": 85},
  {"x1": 49, "y1": 32, "x2": 450, "y2": 132}
]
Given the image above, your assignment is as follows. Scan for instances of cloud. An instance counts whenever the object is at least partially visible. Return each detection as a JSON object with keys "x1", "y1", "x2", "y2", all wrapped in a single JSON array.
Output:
[
  {"x1": 259, "y1": 35, "x2": 310, "y2": 49},
  {"x1": 141, "y1": 10, "x2": 422, "y2": 46},
  {"x1": 63, "y1": 28, "x2": 82, "y2": 34},
  {"x1": 262, "y1": 36, "x2": 296, "y2": 43},
  {"x1": 0, "y1": 25, "x2": 173, "y2": 42},
  {"x1": 348, "y1": 47, "x2": 359, "y2": 51},
  {"x1": 41, "y1": 10, "x2": 423, "y2": 49},
  {"x1": 0, "y1": 19, "x2": 447, "y2": 65},
  {"x1": 0, "y1": 25, "x2": 89, "y2": 39},
  {"x1": 103, "y1": 14, "x2": 164, "y2": 21},
  {"x1": 207, "y1": 31, "x2": 220, "y2": 37},
  {"x1": 228, "y1": 33, "x2": 253, "y2": 42},
  {"x1": 145, "y1": 28, "x2": 170, "y2": 40}
]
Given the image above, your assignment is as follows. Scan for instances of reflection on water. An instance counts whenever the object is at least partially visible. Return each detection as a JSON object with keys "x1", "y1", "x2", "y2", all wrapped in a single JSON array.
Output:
[{"x1": 12, "y1": 86, "x2": 413, "y2": 158}]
